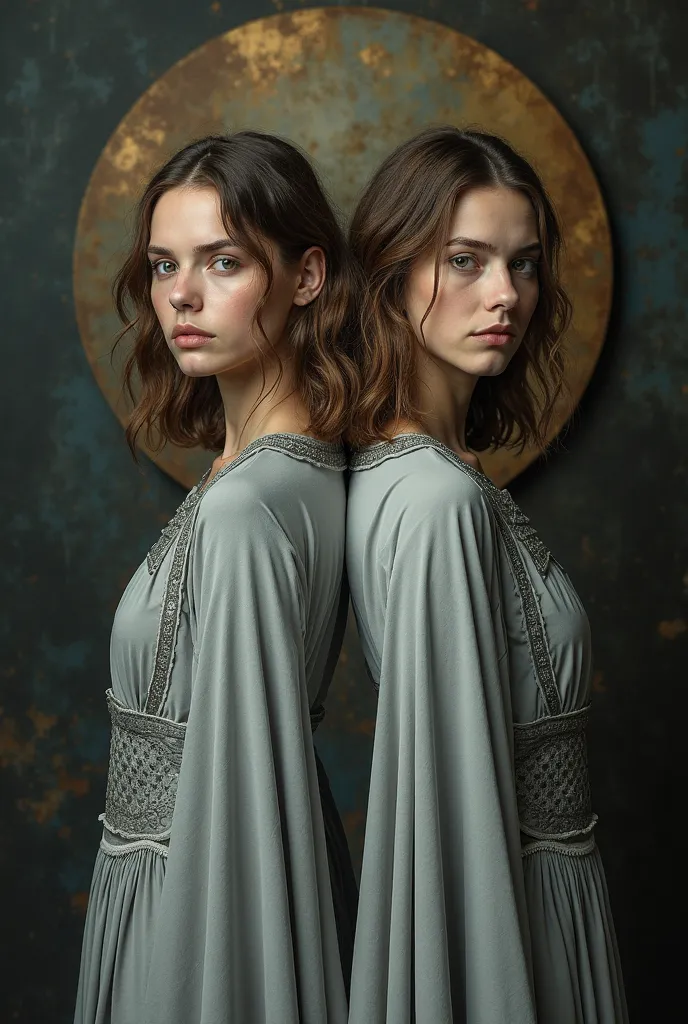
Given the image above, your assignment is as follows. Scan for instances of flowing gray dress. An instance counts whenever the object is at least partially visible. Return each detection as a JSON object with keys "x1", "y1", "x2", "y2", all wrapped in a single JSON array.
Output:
[
  {"x1": 75, "y1": 433, "x2": 356, "y2": 1024},
  {"x1": 346, "y1": 434, "x2": 628, "y2": 1024}
]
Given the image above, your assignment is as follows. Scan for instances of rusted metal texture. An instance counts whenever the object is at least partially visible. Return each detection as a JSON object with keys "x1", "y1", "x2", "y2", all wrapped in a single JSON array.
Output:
[
  {"x1": 2, "y1": 2, "x2": 686, "y2": 1022},
  {"x1": 73, "y1": 7, "x2": 612, "y2": 488}
]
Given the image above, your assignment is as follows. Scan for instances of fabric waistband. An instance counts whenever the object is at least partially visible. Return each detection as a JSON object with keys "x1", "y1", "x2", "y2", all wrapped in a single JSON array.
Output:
[
  {"x1": 514, "y1": 705, "x2": 596, "y2": 842},
  {"x1": 101, "y1": 689, "x2": 186, "y2": 842},
  {"x1": 101, "y1": 690, "x2": 327, "y2": 844}
]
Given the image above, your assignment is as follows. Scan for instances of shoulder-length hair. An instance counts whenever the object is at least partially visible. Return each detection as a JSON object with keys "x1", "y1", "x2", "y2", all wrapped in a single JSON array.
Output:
[
  {"x1": 347, "y1": 125, "x2": 572, "y2": 451},
  {"x1": 114, "y1": 131, "x2": 359, "y2": 453}
]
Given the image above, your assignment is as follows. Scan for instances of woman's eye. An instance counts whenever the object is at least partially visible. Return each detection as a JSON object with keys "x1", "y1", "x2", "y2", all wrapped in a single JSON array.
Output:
[
  {"x1": 151, "y1": 260, "x2": 176, "y2": 277},
  {"x1": 449, "y1": 253, "x2": 479, "y2": 271},
  {"x1": 512, "y1": 257, "x2": 539, "y2": 277},
  {"x1": 211, "y1": 257, "x2": 240, "y2": 272}
]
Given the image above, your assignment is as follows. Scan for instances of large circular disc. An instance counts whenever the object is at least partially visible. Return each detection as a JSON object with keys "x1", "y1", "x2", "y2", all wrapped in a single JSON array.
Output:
[{"x1": 74, "y1": 7, "x2": 612, "y2": 487}]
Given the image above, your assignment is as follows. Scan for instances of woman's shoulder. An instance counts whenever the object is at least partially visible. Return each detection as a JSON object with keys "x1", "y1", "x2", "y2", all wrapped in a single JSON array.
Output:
[
  {"x1": 351, "y1": 438, "x2": 486, "y2": 513},
  {"x1": 197, "y1": 442, "x2": 345, "y2": 541}
]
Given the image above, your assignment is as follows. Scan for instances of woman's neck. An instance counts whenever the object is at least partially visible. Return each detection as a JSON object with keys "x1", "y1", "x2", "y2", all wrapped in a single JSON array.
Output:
[
  {"x1": 413, "y1": 346, "x2": 479, "y2": 457},
  {"x1": 215, "y1": 356, "x2": 310, "y2": 459}
]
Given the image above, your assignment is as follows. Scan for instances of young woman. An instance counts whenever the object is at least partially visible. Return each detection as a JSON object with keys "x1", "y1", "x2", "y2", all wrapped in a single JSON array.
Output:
[
  {"x1": 345, "y1": 126, "x2": 627, "y2": 1023},
  {"x1": 74, "y1": 132, "x2": 358, "y2": 1024}
]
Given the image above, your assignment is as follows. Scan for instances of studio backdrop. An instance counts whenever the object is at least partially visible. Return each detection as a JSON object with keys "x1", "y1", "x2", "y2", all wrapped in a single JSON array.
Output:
[{"x1": 2, "y1": 2, "x2": 686, "y2": 1021}]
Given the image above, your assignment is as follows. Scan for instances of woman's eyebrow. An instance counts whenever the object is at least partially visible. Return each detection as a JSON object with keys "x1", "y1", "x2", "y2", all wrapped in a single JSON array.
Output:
[
  {"x1": 445, "y1": 236, "x2": 542, "y2": 255},
  {"x1": 147, "y1": 238, "x2": 239, "y2": 256},
  {"x1": 446, "y1": 236, "x2": 497, "y2": 253}
]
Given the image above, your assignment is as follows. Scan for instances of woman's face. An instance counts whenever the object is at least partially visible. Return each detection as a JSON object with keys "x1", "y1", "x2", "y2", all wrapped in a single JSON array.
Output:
[
  {"x1": 148, "y1": 186, "x2": 322, "y2": 379},
  {"x1": 404, "y1": 186, "x2": 541, "y2": 381}
]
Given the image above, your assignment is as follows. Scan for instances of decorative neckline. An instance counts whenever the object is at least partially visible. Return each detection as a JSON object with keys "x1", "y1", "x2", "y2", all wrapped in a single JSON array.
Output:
[
  {"x1": 143, "y1": 431, "x2": 345, "y2": 714},
  {"x1": 350, "y1": 433, "x2": 560, "y2": 715},
  {"x1": 202, "y1": 432, "x2": 346, "y2": 494},
  {"x1": 146, "y1": 432, "x2": 345, "y2": 577},
  {"x1": 349, "y1": 431, "x2": 552, "y2": 578},
  {"x1": 350, "y1": 433, "x2": 484, "y2": 478}
]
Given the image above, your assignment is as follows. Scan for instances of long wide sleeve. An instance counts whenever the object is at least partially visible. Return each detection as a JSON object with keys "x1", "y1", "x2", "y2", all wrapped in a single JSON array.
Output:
[
  {"x1": 348, "y1": 472, "x2": 536, "y2": 1024},
  {"x1": 143, "y1": 481, "x2": 347, "y2": 1023}
]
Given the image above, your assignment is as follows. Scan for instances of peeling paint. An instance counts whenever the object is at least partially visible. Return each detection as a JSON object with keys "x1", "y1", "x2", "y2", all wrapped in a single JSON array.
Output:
[
  {"x1": 70, "y1": 892, "x2": 89, "y2": 916},
  {"x1": 592, "y1": 670, "x2": 606, "y2": 693},
  {"x1": 2, "y1": 2, "x2": 687, "y2": 1020},
  {"x1": 0, "y1": 717, "x2": 36, "y2": 768},
  {"x1": 18, "y1": 787, "x2": 65, "y2": 825},
  {"x1": 657, "y1": 618, "x2": 687, "y2": 639},
  {"x1": 27, "y1": 707, "x2": 57, "y2": 738},
  {"x1": 5, "y1": 58, "x2": 41, "y2": 106}
]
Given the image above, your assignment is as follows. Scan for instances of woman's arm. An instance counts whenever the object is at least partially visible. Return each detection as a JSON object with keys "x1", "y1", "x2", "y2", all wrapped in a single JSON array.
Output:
[
  {"x1": 350, "y1": 474, "x2": 536, "y2": 1024},
  {"x1": 143, "y1": 483, "x2": 347, "y2": 1024}
]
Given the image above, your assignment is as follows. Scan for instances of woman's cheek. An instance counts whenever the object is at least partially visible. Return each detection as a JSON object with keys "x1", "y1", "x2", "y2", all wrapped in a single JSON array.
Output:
[{"x1": 150, "y1": 284, "x2": 169, "y2": 327}]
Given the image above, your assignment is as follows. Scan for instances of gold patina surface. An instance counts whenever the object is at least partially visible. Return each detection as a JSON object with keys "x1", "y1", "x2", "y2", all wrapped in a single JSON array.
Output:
[{"x1": 73, "y1": 7, "x2": 612, "y2": 487}]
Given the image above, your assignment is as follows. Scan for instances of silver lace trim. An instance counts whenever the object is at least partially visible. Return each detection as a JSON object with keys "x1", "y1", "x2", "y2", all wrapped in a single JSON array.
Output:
[
  {"x1": 144, "y1": 500, "x2": 201, "y2": 716},
  {"x1": 521, "y1": 835, "x2": 596, "y2": 859},
  {"x1": 102, "y1": 686, "x2": 324, "y2": 844},
  {"x1": 102, "y1": 690, "x2": 186, "y2": 841},
  {"x1": 146, "y1": 470, "x2": 211, "y2": 574},
  {"x1": 100, "y1": 835, "x2": 169, "y2": 859},
  {"x1": 349, "y1": 435, "x2": 549, "y2": 573},
  {"x1": 350, "y1": 435, "x2": 561, "y2": 715},
  {"x1": 514, "y1": 705, "x2": 595, "y2": 841},
  {"x1": 496, "y1": 515, "x2": 561, "y2": 716}
]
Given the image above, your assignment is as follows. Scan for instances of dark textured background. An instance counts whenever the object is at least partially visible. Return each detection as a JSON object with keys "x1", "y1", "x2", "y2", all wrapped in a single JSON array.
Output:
[{"x1": 1, "y1": 1, "x2": 686, "y2": 1020}]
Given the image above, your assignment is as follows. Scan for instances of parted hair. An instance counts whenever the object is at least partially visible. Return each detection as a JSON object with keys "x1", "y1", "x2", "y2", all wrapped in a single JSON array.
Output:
[
  {"x1": 114, "y1": 131, "x2": 360, "y2": 453},
  {"x1": 347, "y1": 125, "x2": 572, "y2": 451}
]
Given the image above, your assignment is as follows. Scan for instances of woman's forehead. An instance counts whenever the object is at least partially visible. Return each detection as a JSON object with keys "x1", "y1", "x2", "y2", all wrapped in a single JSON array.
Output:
[
  {"x1": 448, "y1": 187, "x2": 539, "y2": 247},
  {"x1": 149, "y1": 187, "x2": 227, "y2": 245}
]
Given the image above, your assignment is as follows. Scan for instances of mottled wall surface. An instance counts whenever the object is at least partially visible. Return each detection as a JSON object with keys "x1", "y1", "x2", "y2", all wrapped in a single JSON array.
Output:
[{"x1": 1, "y1": 1, "x2": 685, "y2": 1020}]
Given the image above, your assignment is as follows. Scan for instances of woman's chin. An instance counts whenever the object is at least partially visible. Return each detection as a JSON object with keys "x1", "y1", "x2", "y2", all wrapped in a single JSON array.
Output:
[
  {"x1": 470, "y1": 349, "x2": 516, "y2": 378},
  {"x1": 174, "y1": 351, "x2": 253, "y2": 379},
  {"x1": 177, "y1": 364, "x2": 215, "y2": 379}
]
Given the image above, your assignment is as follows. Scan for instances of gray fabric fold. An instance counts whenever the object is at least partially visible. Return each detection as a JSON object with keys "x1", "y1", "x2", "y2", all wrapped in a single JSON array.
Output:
[
  {"x1": 346, "y1": 438, "x2": 628, "y2": 1024},
  {"x1": 75, "y1": 439, "x2": 354, "y2": 1024}
]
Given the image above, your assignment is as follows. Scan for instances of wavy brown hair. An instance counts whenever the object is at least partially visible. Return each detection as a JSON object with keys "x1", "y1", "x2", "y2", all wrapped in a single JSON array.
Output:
[
  {"x1": 114, "y1": 132, "x2": 359, "y2": 453},
  {"x1": 348, "y1": 125, "x2": 572, "y2": 451}
]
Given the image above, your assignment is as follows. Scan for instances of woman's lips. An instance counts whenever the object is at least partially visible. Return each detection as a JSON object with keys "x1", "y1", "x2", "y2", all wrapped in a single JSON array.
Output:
[
  {"x1": 474, "y1": 332, "x2": 514, "y2": 347},
  {"x1": 173, "y1": 334, "x2": 214, "y2": 349}
]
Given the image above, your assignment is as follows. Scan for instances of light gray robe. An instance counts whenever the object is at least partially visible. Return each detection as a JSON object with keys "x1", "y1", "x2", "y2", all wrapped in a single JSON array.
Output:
[
  {"x1": 74, "y1": 434, "x2": 352, "y2": 1024},
  {"x1": 346, "y1": 434, "x2": 628, "y2": 1024}
]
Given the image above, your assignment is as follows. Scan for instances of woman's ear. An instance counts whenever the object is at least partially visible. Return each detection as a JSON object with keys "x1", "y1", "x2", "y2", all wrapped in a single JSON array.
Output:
[{"x1": 292, "y1": 246, "x2": 326, "y2": 306}]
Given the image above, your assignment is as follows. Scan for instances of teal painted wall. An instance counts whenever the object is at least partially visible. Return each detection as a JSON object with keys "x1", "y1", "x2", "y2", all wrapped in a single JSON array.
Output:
[{"x1": 2, "y1": 1, "x2": 686, "y2": 1019}]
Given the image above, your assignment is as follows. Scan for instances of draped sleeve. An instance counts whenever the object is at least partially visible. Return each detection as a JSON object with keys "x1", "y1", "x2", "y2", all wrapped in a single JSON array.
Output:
[
  {"x1": 348, "y1": 469, "x2": 537, "y2": 1024},
  {"x1": 143, "y1": 478, "x2": 347, "y2": 1024}
]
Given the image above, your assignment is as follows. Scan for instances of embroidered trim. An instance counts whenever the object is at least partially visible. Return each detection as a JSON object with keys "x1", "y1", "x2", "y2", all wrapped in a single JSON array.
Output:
[
  {"x1": 100, "y1": 835, "x2": 169, "y2": 859},
  {"x1": 521, "y1": 836, "x2": 596, "y2": 859},
  {"x1": 351, "y1": 435, "x2": 561, "y2": 715},
  {"x1": 144, "y1": 434, "x2": 345, "y2": 716},
  {"x1": 144, "y1": 502, "x2": 201, "y2": 716},
  {"x1": 103, "y1": 690, "x2": 186, "y2": 839},
  {"x1": 147, "y1": 436, "x2": 344, "y2": 576},
  {"x1": 237, "y1": 433, "x2": 347, "y2": 472},
  {"x1": 206, "y1": 434, "x2": 346, "y2": 493},
  {"x1": 514, "y1": 703, "x2": 591, "y2": 741},
  {"x1": 514, "y1": 705, "x2": 595, "y2": 839},
  {"x1": 521, "y1": 815, "x2": 598, "y2": 842},
  {"x1": 497, "y1": 523, "x2": 561, "y2": 715},
  {"x1": 349, "y1": 435, "x2": 549, "y2": 573},
  {"x1": 106, "y1": 689, "x2": 187, "y2": 738},
  {"x1": 146, "y1": 470, "x2": 211, "y2": 575},
  {"x1": 98, "y1": 813, "x2": 173, "y2": 842}
]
